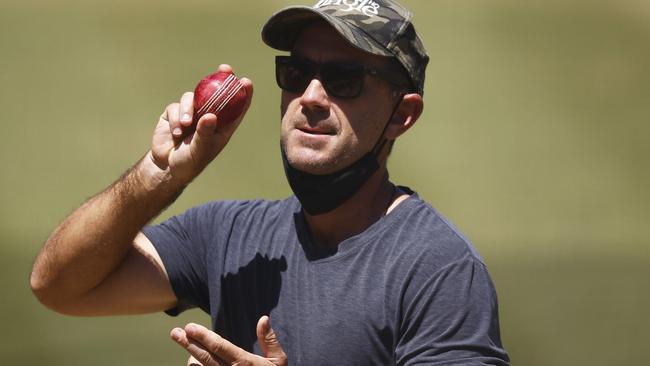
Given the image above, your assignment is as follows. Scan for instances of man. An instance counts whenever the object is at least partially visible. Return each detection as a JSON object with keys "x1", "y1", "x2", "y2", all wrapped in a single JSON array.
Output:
[{"x1": 30, "y1": 1, "x2": 510, "y2": 365}]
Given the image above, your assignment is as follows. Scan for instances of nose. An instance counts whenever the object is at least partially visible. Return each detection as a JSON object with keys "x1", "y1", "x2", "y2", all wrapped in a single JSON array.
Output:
[{"x1": 299, "y1": 79, "x2": 331, "y2": 111}]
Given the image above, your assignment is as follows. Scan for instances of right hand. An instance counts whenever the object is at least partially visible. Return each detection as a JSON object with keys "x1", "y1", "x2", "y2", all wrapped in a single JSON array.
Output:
[
  {"x1": 149, "y1": 64, "x2": 253, "y2": 186},
  {"x1": 176, "y1": 316, "x2": 287, "y2": 366}
]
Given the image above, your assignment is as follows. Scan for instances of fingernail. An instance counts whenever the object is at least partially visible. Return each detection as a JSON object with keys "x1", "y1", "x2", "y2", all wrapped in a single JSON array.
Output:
[
  {"x1": 182, "y1": 113, "x2": 191, "y2": 122},
  {"x1": 171, "y1": 328, "x2": 183, "y2": 341},
  {"x1": 173, "y1": 127, "x2": 182, "y2": 136},
  {"x1": 204, "y1": 118, "x2": 216, "y2": 128}
]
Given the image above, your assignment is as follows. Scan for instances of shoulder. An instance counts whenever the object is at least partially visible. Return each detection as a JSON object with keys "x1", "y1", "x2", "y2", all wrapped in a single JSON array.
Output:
[
  {"x1": 145, "y1": 196, "x2": 299, "y2": 245},
  {"x1": 382, "y1": 190, "x2": 486, "y2": 272},
  {"x1": 390, "y1": 197, "x2": 510, "y2": 364},
  {"x1": 186, "y1": 196, "x2": 299, "y2": 227}
]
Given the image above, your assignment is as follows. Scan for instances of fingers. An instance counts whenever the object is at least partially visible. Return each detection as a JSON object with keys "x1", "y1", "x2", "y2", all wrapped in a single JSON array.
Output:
[
  {"x1": 189, "y1": 113, "x2": 220, "y2": 166},
  {"x1": 179, "y1": 91, "x2": 195, "y2": 128},
  {"x1": 217, "y1": 64, "x2": 233, "y2": 74},
  {"x1": 163, "y1": 102, "x2": 184, "y2": 138},
  {"x1": 186, "y1": 323, "x2": 246, "y2": 363},
  {"x1": 236, "y1": 77, "x2": 254, "y2": 125},
  {"x1": 256, "y1": 316, "x2": 271, "y2": 357},
  {"x1": 172, "y1": 327, "x2": 226, "y2": 366},
  {"x1": 151, "y1": 115, "x2": 176, "y2": 168},
  {"x1": 171, "y1": 320, "x2": 286, "y2": 366},
  {"x1": 211, "y1": 76, "x2": 253, "y2": 137},
  {"x1": 162, "y1": 91, "x2": 195, "y2": 141},
  {"x1": 186, "y1": 337, "x2": 229, "y2": 366},
  {"x1": 256, "y1": 316, "x2": 287, "y2": 366},
  {"x1": 187, "y1": 355, "x2": 203, "y2": 366},
  {"x1": 195, "y1": 113, "x2": 218, "y2": 137},
  {"x1": 172, "y1": 323, "x2": 247, "y2": 365}
]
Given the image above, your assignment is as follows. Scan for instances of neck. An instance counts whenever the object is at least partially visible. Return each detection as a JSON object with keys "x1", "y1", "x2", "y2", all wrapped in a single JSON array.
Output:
[{"x1": 302, "y1": 167, "x2": 397, "y2": 248}]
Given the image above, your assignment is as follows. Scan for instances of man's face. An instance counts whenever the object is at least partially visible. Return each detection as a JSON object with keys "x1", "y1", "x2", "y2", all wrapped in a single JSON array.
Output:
[{"x1": 280, "y1": 22, "x2": 399, "y2": 175}]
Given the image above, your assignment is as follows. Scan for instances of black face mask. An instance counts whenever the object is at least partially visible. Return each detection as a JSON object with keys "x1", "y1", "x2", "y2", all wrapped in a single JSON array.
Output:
[
  {"x1": 281, "y1": 146, "x2": 380, "y2": 215},
  {"x1": 281, "y1": 97, "x2": 403, "y2": 215}
]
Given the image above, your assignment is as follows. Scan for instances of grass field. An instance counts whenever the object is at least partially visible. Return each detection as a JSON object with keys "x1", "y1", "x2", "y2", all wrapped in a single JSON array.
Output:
[{"x1": 1, "y1": 0, "x2": 648, "y2": 364}]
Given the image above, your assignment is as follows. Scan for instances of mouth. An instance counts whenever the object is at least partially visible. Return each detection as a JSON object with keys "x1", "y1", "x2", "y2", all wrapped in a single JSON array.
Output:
[{"x1": 297, "y1": 126, "x2": 336, "y2": 135}]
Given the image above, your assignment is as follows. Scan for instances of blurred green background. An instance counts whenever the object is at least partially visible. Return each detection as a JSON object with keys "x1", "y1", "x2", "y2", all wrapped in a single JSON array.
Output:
[{"x1": 1, "y1": 0, "x2": 648, "y2": 364}]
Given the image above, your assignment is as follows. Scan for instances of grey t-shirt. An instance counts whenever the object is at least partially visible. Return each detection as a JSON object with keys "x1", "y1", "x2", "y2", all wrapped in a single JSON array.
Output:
[{"x1": 143, "y1": 192, "x2": 509, "y2": 365}]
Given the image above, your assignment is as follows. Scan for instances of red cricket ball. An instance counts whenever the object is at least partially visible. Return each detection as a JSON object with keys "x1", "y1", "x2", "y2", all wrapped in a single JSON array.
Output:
[{"x1": 193, "y1": 70, "x2": 247, "y2": 125}]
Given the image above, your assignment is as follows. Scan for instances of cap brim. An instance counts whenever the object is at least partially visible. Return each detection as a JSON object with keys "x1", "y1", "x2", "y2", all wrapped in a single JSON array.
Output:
[{"x1": 261, "y1": 6, "x2": 392, "y2": 57}]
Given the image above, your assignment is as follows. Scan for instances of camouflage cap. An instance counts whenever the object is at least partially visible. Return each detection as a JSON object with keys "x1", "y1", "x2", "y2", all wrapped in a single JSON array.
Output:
[{"x1": 261, "y1": 0, "x2": 429, "y2": 95}]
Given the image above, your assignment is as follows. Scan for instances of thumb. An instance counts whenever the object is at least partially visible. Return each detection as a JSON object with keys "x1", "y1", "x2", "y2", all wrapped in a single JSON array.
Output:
[
  {"x1": 257, "y1": 316, "x2": 287, "y2": 366},
  {"x1": 188, "y1": 113, "x2": 224, "y2": 165},
  {"x1": 194, "y1": 113, "x2": 219, "y2": 140}
]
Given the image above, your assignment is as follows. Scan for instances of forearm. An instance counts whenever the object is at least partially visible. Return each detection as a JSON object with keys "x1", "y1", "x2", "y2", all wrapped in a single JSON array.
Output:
[{"x1": 30, "y1": 151, "x2": 185, "y2": 310}]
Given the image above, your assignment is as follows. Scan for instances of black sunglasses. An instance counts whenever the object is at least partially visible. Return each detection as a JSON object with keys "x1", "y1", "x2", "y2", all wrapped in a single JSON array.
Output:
[{"x1": 275, "y1": 55, "x2": 409, "y2": 99}]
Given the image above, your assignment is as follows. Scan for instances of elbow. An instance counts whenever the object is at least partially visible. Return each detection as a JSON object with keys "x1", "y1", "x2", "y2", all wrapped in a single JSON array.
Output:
[
  {"x1": 29, "y1": 266, "x2": 57, "y2": 311},
  {"x1": 29, "y1": 265, "x2": 77, "y2": 315},
  {"x1": 30, "y1": 244, "x2": 60, "y2": 311}
]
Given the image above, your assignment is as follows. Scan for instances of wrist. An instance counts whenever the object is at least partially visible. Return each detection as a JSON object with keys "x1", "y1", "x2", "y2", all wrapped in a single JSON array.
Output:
[{"x1": 133, "y1": 151, "x2": 188, "y2": 198}]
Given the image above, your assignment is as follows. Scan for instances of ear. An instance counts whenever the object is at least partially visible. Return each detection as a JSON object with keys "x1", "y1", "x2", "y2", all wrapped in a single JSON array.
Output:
[{"x1": 384, "y1": 93, "x2": 423, "y2": 140}]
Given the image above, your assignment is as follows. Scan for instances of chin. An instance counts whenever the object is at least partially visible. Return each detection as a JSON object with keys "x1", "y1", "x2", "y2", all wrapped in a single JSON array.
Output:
[
  {"x1": 282, "y1": 132, "x2": 360, "y2": 175},
  {"x1": 290, "y1": 150, "x2": 334, "y2": 175},
  {"x1": 282, "y1": 144, "x2": 337, "y2": 175}
]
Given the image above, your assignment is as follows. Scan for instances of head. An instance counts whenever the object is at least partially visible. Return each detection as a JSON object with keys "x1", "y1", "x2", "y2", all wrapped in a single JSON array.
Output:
[{"x1": 262, "y1": 0, "x2": 429, "y2": 175}]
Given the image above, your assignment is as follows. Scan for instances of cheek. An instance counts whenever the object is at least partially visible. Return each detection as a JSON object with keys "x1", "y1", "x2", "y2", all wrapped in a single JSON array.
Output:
[
  {"x1": 337, "y1": 104, "x2": 387, "y2": 147},
  {"x1": 280, "y1": 93, "x2": 290, "y2": 119},
  {"x1": 280, "y1": 95, "x2": 300, "y2": 143},
  {"x1": 280, "y1": 92, "x2": 303, "y2": 121}
]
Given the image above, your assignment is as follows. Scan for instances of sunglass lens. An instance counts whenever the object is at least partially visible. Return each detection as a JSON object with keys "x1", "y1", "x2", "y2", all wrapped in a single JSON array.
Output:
[
  {"x1": 276, "y1": 57, "x2": 313, "y2": 93},
  {"x1": 321, "y1": 62, "x2": 364, "y2": 98}
]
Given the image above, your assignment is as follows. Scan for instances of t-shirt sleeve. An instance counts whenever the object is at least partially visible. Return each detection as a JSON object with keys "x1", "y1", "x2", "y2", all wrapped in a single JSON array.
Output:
[
  {"x1": 396, "y1": 254, "x2": 510, "y2": 365},
  {"x1": 142, "y1": 202, "x2": 228, "y2": 316}
]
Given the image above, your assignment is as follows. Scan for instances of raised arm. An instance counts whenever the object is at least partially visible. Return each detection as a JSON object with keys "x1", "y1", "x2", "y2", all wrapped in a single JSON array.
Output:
[{"x1": 30, "y1": 65, "x2": 253, "y2": 316}]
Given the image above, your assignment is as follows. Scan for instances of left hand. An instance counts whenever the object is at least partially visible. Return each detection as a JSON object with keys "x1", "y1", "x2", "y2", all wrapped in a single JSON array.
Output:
[{"x1": 170, "y1": 316, "x2": 287, "y2": 366}]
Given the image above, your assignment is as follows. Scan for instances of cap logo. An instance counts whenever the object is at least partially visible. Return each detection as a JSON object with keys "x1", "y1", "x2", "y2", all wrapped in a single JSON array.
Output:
[{"x1": 313, "y1": 0, "x2": 380, "y2": 17}]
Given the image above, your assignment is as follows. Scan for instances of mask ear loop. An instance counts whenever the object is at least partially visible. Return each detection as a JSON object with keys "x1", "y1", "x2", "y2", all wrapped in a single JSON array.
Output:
[{"x1": 371, "y1": 93, "x2": 406, "y2": 156}]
